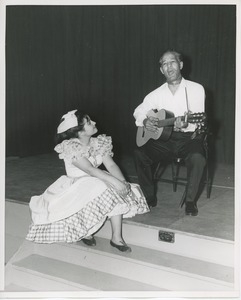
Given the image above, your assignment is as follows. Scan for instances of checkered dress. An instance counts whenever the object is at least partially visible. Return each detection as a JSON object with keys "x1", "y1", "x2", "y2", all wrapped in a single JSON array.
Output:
[{"x1": 26, "y1": 135, "x2": 149, "y2": 243}]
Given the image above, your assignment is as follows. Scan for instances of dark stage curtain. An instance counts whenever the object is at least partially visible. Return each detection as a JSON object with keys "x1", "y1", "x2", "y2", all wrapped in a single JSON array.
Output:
[{"x1": 6, "y1": 5, "x2": 236, "y2": 164}]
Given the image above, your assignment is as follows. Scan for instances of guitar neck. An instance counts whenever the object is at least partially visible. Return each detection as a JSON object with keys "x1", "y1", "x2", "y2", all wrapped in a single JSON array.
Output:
[{"x1": 156, "y1": 111, "x2": 205, "y2": 128}]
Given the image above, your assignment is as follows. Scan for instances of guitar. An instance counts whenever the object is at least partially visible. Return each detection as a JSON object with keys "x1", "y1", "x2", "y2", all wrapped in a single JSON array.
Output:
[{"x1": 136, "y1": 109, "x2": 206, "y2": 147}]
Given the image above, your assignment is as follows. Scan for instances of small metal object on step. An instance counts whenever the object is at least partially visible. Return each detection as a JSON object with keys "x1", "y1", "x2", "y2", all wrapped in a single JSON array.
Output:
[{"x1": 158, "y1": 230, "x2": 175, "y2": 243}]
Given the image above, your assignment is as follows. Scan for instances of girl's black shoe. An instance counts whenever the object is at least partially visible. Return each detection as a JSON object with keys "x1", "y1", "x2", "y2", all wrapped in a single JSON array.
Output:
[
  {"x1": 82, "y1": 236, "x2": 96, "y2": 246},
  {"x1": 110, "y1": 240, "x2": 132, "y2": 252}
]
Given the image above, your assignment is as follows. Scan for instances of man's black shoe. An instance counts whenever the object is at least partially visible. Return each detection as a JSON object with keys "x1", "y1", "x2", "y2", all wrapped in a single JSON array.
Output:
[
  {"x1": 147, "y1": 196, "x2": 157, "y2": 208},
  {"x1": 185, "y1": 202, "x2": 198, "y2": 216},
  {"x1": 148, "y1": 201, "x2": 157, "y2": 208}
]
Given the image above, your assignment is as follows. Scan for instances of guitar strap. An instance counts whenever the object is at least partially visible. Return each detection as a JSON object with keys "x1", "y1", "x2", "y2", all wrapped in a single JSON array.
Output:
[{"x1": 185, "y1": 86, "x2": 197, "y2": 139}]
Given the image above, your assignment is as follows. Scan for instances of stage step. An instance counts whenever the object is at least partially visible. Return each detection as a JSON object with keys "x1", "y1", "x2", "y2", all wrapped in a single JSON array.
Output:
[
  {"x1": 5, "y1": 201, "x2": 236, "y2": 293},
  {"x1": 5, "y1": 236, "x2": 234, "y2": 292},
  {"x1": 5, "y1": 200, "x2": 235, "y2": 267},
  {"x1": 96, "y1": 219, "x2": 234, "y2": 267}
]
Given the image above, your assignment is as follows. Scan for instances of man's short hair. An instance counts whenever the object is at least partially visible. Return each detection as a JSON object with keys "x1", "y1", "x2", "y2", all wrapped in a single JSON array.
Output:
[{"x1": 159, "y1": 50, "x2": 183, "y2": 65}]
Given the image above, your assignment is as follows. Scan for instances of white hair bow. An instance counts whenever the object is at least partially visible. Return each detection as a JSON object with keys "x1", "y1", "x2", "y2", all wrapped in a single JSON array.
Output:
[{"x1": 57, "y1": 110, "x2": 78, "y2": 133}]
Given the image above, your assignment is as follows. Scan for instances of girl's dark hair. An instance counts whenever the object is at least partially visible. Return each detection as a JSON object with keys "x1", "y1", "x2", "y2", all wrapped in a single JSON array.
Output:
[{"x1": 55, "y1": 110, "x2": 90, "y2": 145}]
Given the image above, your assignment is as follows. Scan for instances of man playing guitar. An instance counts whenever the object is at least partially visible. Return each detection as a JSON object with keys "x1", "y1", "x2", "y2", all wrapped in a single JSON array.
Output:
[{"x1": 133, "y1": 50, "x2": 206, "y2": 216}]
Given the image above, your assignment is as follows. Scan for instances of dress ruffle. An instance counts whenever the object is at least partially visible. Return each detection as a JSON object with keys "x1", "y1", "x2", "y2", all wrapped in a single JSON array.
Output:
[
  {"x1": 54, "y1": 134, "x2": 113, "y2": 163},
  {"x1": 26, "y1": 183, "x2": 148, "y2": 243}
]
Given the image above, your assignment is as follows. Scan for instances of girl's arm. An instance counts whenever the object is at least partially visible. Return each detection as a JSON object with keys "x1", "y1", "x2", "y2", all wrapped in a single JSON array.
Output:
[
  {"x1": 102, "y1": 155, "x2": 126, "y2": 181},
  {"x1": 102, "y1": 155, "x2": 131, "y2": 195},
  {"x1": 72, "y1": 156, "x2": 129, "y2": 196}
]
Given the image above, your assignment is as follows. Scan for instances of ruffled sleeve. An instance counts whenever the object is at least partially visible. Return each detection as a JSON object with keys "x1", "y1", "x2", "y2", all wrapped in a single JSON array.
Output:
[
  {"x1": 95, "y1": 134, "x2": 114, "y2": 157},
  {"x1": 54, "y1": 139, "x2": 90, "y2": 162}
]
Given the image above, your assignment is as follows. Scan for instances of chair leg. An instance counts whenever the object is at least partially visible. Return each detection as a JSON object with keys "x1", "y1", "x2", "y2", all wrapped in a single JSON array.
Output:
[
  {"x1": 172, "y1": 160, "x2": 180, "y2": 192},
  {"x1": 171, "y1": 162, "x2": 176, "y2": 191},
  {"x1": 201, "y1": 152, "x2": 211, "y2": 199},
  {"x1": 206, "y1": 166, "x2": 211, "y2": 198},
  {"x1": 179, "y1": 187, "x2": 187, "y2": 208},
  {"x1": 203, "y1": 135, "x2": 211, "y2": 198}
]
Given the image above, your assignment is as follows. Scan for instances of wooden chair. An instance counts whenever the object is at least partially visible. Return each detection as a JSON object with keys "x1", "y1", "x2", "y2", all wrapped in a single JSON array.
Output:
[{"x1": 154, "y1": 132, "x2": 212, "y2": 206}]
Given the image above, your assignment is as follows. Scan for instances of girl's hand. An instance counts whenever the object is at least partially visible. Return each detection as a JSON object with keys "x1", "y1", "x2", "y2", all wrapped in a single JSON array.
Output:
[
  {"x1": 118, "y1": 181, "x2": 131, "y2": 198},
  {"x1": 113, "y1": 180, "x2": 131, "y2": 197},
  {"x1": 123, "y1": 181, "x2": 131, "y2": 195}
]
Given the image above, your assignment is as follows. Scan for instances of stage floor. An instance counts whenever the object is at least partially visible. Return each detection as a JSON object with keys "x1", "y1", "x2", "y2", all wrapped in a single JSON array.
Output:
[{"x1": 5, "y1": 153, "x2": 235, "y2": 241}]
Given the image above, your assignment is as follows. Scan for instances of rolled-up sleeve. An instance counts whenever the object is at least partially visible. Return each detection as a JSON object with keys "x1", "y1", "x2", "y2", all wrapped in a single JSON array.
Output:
[
  {"x1": 133, "y1": 96, "x2": 158, "y2": 127},
  {"x1": 133, "y1": 103, "x2": 147, "y2": 126}
]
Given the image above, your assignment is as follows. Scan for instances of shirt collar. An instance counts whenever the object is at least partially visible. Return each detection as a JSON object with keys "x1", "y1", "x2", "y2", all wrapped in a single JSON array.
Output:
[{"x1": 164, "y1": 77, "x2": 186, "y2": 90}]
